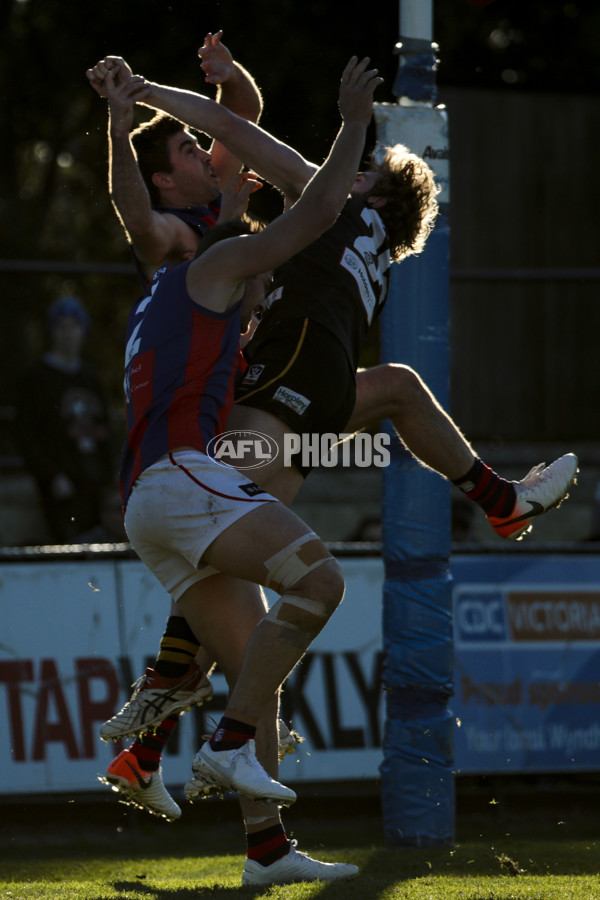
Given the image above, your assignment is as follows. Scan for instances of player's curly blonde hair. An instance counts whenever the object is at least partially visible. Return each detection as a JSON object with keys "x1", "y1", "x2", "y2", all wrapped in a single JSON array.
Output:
[{"x1": 366, "y1": 144, "x2": 440, "y2": 262}]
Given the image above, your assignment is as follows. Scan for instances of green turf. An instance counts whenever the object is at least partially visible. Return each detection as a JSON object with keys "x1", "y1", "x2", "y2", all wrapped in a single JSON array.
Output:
[
  {"x1": 2, "y1": 841, "x2": 600, "y2": 899},
  {"x1": 2, "y1": 782, "x2": 600, "y2": 899}
]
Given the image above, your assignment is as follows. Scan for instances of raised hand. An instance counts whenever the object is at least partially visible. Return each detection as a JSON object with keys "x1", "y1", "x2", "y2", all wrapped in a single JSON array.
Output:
[
  {"x1": 197, "y1": 30, "x2": 235, "y2": 85},
  {"x1": 86, "y1": 56, "x2": 133, "y2": 99},
  {"x1": 338, "y1": 56, "x2": 384, "y2": 124},
  {"x1": 86, "y1": 57, "x2": 149, "y2": 136},
  {"x1": 219, "y1": 171, "x2": 263, "y2": 223}
]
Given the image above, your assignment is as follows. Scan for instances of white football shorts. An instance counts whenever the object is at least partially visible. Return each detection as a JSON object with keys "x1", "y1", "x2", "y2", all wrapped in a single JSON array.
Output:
[{"x1": 124, "y1": 449, "x2": 276, "y2": 600}]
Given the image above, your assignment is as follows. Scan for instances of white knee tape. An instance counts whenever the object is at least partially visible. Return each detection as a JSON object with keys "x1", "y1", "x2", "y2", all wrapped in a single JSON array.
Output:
[
  {"x1": 266, "y1": 593, "x2": 329, "y2": 623},
  {"x1": 264, "y1": 533, "x2": 331, "y2": 591},
  {"x1": 265, "y1": 593, "x2": 329, "y2": 646}
]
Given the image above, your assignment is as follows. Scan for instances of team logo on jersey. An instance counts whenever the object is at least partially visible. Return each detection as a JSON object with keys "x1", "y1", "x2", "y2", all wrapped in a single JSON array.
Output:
[
  {"x1": 272, "y1": 385, "x2": 311, "y2": 416},
  {"x1": 343, "y1": 250, "x2": 359, "y2": 270},
  {"x1": 206, "y1": 430, "x2": 279, "y2": 470},
  {"x1": 241, "y1": 364, "x2": 265, "y2": 385}
]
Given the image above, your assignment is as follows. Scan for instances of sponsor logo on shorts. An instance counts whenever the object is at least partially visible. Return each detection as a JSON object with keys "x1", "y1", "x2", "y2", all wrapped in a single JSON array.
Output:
[
  {"x1": 239, "y1": 482, "x2": 267, "y2": 497},
  {"x1": 241, "y1": 364, "x2": 265, "y2": 385},
  {"x1": 272, "y1": 385, "x2": 311, "y2": 416},
  {"x1": 206, "y1": 430, "x2": 279, "y2": 470}
]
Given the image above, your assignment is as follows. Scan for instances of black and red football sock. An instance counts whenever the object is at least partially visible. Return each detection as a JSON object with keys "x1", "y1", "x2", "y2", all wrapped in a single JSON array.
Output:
[
  {"x1": 453, "y1": 457, "x2": 516, "y2": 518},
  {"x1": 128, "y1": 714, "x2": 180, "y2": 772},
  {"x1": 246, "y1": 823, "x2": 290, "y2": 867},
  {"x1": 209, "y1": 716, "x2": 256, "y2": 752}
]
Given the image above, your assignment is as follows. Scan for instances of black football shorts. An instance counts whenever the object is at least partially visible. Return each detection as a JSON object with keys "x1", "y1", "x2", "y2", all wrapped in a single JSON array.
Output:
[{"x1": 235, "y1": 317, "x2": 356, "y2": 475}]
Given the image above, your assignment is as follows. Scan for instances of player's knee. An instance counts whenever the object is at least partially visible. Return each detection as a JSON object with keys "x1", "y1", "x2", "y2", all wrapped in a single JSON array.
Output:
[
  {"x1": 292, "y1": 557, "x2": 345, "y2": 616},
  {"x1": 265, "y1": 559, "x2": 345, "y2": 644},
  {"x1": 388, "y1": 362, "x2": 420, "y2": 391},
  {"x1": 263, "y1": 534, "x2": 344, "y2": 625},
  {"x1": 386, "y1": 363, "x2": 425, "y2": 412},
  {"x1": 265, "y1": 533, "x2": 339, "y2": 596}
]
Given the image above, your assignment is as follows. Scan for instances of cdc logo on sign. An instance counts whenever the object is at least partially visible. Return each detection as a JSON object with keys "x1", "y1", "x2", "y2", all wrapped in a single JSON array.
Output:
[{"x1": 454, "y1": 590, "x2": 508, "y2": 643}]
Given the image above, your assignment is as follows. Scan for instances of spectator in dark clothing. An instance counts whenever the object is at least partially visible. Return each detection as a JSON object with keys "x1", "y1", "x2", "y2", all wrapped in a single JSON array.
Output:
[{"x1": 15, "y1": 295, "x2": 114, "y2": 543}]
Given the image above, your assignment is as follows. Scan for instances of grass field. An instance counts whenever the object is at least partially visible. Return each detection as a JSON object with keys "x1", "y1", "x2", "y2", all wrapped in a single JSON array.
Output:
[{"x1": 2, "y1": 777, "x2": 600, "y2": 899}]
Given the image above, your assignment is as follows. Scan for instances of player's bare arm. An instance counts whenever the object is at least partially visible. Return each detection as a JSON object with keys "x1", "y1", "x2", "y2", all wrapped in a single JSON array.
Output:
[
  {"x1": 186, "y1": 57, "x2": 382, "y2": 308},
  {"x1": 199, "y1": 30, "x2": 263, "y2": 118},
  {"x1": 198, "y1": 31, "x2": 263, "y2": 190},
  {"x1": 86, "y1": 46, "x2": 261, "y2": 274},
  {"x1": 136, "y1": 78, "x2": 316, "y2": 202},
  {"x1": 101, "y1": 70, "x2": 191, "y2": 268}
]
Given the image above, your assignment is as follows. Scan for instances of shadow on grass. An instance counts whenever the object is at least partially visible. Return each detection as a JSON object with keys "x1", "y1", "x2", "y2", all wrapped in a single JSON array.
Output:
[
  {"x1": 109, "y1": 883, "x2": 269, "y2": 899},
  {"x1": 113, "y1": 838, "x2": 600, "y2": 900},
  {"x1": 306, "y1": 842, "x2": 600, "y2": 900}
]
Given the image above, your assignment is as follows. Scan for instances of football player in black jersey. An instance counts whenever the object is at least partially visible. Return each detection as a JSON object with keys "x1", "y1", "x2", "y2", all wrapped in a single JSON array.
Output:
[
  {"x1": 88, "y1": 44, "x2": 578, "y2": 855},
  {"x1": 134, "y1": 65, "x2": 574, "y2": 536}
]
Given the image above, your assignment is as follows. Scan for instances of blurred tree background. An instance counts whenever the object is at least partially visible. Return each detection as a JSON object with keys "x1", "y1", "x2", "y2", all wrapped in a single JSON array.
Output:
[{"x1": 1, "y1": 0, "x2": 598, "y2": 448}]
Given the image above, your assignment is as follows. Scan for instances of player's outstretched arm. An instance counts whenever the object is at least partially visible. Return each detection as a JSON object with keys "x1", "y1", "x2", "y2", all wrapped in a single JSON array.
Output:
[
  {"x1": 199, "y1": 30, "x2": 263, "y2": 118},
  {"x1": 86, "y1": 59, "x2": 186, "y2": 266},
  {"x1": 234, "y1": 56, "x2": 384, "y2": 274},
  {"x1": 198, "y1": 30, "x2": 264, "y2": 190},
  {"x1": 189, "y1": 57, "x2": 383, "y2": 300},
  {"x1": 138, "y1": 78, "x2": 316, "y2": 203}
]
